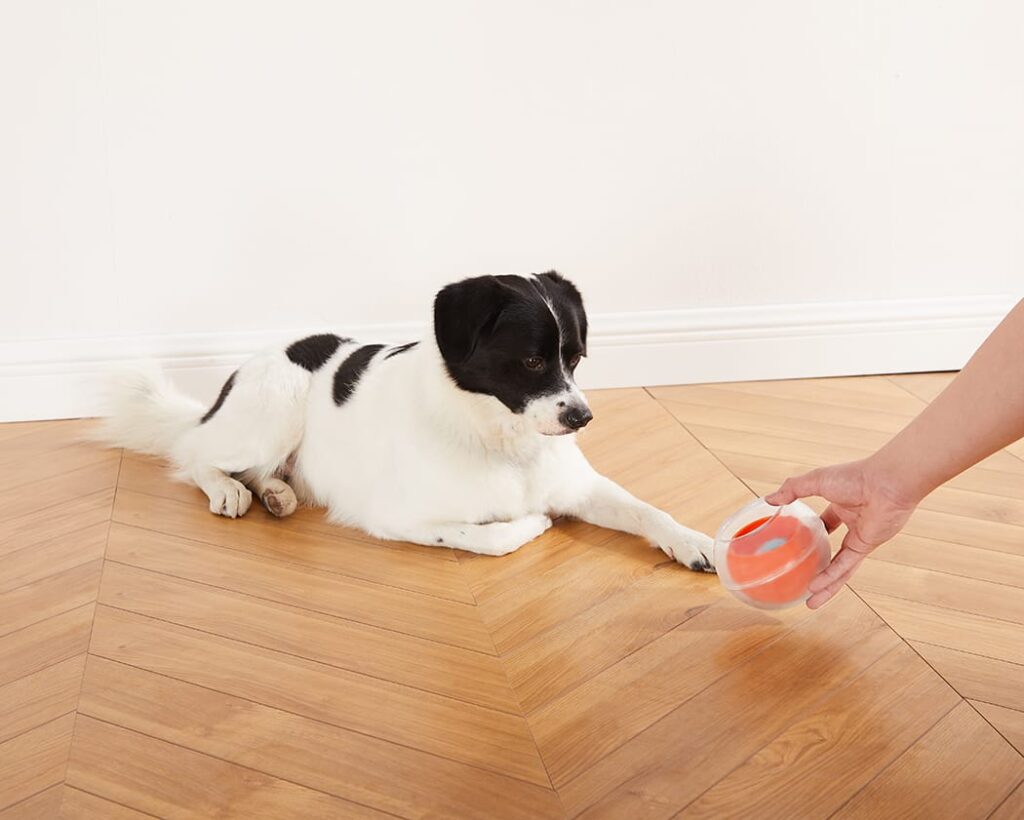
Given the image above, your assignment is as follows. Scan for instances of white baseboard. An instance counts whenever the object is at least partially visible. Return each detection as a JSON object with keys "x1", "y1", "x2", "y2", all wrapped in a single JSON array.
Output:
[{"x1": 0, "y1": 295, "x2": 1014, "y2": 422}]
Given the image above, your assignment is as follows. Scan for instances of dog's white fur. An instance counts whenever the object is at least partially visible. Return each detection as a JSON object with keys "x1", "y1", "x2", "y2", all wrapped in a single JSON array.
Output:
[{"x1": 96, "y1": 303, "x2": 715, "y2": 569}]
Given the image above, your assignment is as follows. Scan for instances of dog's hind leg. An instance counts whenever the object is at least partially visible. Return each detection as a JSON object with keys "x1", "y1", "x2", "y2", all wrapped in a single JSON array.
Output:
[
  {"x1": 240, "y1": 473, "x2": 299, "y2": 518},
  {"x1": 171, "y1": 351, "x2": 310, "y2": 519},
  {"x1": 391, "y1": 514, "x2": 553, "y2": 556}
]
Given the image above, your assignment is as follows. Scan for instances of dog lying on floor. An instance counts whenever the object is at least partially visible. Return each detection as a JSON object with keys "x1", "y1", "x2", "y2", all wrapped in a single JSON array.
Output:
[{"x1": 97, "y1": 271, "x2": 714, "y2": 570}]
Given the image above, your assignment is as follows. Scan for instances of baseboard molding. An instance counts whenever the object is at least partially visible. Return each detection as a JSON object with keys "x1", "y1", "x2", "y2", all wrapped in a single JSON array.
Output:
[{"x1": 1, "y1": 295, "x2": 1014, "y2": 422}]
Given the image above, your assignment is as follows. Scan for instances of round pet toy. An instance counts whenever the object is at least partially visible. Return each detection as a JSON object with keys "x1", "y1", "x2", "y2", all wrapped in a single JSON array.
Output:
[{"x1": 713, "y1": 498, "x2": 831, "y2": 609}]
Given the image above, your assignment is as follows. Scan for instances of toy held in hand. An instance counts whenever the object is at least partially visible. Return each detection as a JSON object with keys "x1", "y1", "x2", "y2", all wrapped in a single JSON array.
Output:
[{"x1": 714, "y1": 498, "x2": 831, "y2": 609}]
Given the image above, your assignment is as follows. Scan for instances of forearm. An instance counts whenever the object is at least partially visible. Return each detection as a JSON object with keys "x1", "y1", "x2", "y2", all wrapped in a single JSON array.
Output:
[{"x1": 871, "y1": 299, "x2": 1024, "y2": 502}]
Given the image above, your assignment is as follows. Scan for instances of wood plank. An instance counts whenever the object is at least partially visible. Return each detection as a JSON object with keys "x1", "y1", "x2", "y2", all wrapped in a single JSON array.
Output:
[
  {"x1": 972, "y1": 701, "x2": 1024, "y2": 755},
  {"x1": 0, "y1": 420, "x2": 64, "y2": 443},
  {"x1": 559, "y1": 592, "x2": 899, "y2": 818},
  {"x1": 861, "y1": 592, "x2": 1024, "y2": 666},
  {"x1": 506, "y1": 565, "x2": 723, "y2": 714},
  {"x1": 87, "y1": 606, "x2": 550, "y2": 786},
  {"x1": 870, "y1": 534, "x2": 1024, "y2": 590},
  {"x1": 833, "y1": 702, "x2": 1024, "y2": 820},
  {"x1": 0, "y1": 457, "x2": 120, "y2": 526},
  {"x1": 117, "y1": 454, "x2": 206, "y2": 505},
  {"x1": 104, "y1": 522, "x2": 493, "y2": 653},
  {"x1": 456, "y1": 517, "x2": 618, "y2": 604},
  {"x1": 0, "y1": 656, "x2": 85, "y2": 743},
  {"x1": 66, "y1": 716, "x2": 393, "y2": 819},
  {"x1": 920, "y1": 483, "x2": 1024, "y2": 528},
  {"x1": 7, "y1": 443, "x2": 116, "y2": 493},
  {"x1": 79, "y1": 656, "x2": 563, "y2": 820},
  {"x1": 685, "y1": 423, "x2": 872, "y2": 470},
  {"x1": 0, "y1": 491, "x2": 113, "y2": 559},
  {"x1": 111, "y1": 489, "x2": 474, "y2": 603},
  {"x1": 531, "y1": 598, "x2": 814, "y2": 787},
  {"x1": 990, "y1": 781, "x2": 1024, "y2": 820},
  {"x1": 677, "y1": 645, "x2": 959, "y2": 818},
  {"x1": 97, "y1": 561, "x2": 519, "y2": 713},
  {"x1": 913, "y1": 643, "x2": 1024, "y2": 712},
  {"x1": 578, "y1": 389, "x2": 744, "y2": 533},
  {"x1": 1005, "y1": 438, "x2": 1024, "y2": 463},
  {"x1": 888, "y1": 372, "x2": 956, "y2": 403},
  {"x1": 701, "y1": 378, "x2": 925, "y2": 415},
  {"x1": 657, "y1": 397, "x2": 896, "y2": 453},
  {"x1": 904, "y1": 507, "x2": 1024, "y2": 558},
  {"x1": 651, "y1": 383, "x2": 913, "y2": 434},
  {"x1": 59, "y1": 787, "x2": 154, "y2": 819},
  {"x1": 851, "y1": 560, "x2": 1024, "y2": 626},
  {"x1": 0, "y1": 523, "x2": 107, "y2": 594},
  {"x1": 686, "y1": 420, "x2": 1024, "y2": 478},
  {"x1": 477, "y1": 532, "x2": 667, "y2": 654},
  {"x1": 714, "y1": 448, "x2": 1024, "y2": 502},
  {"x1": 0, "y1": 561, "x2": 103, "y2": 637},
  {"x1": 0, "y1": 420, "x2": 97, "y2": 465},
  {"x1": 0, "y1": 605, "x2": 94, "y2": 687},
  {"x1": 0, "y1": 785, "x2": 64, "y2": 820},
  {"x1": 0, "y1": 714, "x2": 75, "y2": 810}
]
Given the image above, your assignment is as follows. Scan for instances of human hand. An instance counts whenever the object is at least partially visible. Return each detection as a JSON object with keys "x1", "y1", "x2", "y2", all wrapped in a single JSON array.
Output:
[{"x1": 765, "y1": 458, "x2": 920, "y2": 609}]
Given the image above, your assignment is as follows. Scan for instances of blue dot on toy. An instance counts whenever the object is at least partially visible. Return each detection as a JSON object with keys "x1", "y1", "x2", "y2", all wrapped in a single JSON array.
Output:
[{"x1": 755, "y1": 536, "x2": 788, "y2": 554}]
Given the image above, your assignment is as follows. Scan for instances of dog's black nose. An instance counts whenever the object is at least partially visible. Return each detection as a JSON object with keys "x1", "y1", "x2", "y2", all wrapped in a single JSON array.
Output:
[{"x1": 561, "y1": 406, "x2": 593, "y2": 430}]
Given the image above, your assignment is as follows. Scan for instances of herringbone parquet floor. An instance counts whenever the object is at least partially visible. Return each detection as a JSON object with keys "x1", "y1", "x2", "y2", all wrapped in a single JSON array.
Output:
[{"x1": 1, "y1": 375, "x2": 1022, "y2": 818}]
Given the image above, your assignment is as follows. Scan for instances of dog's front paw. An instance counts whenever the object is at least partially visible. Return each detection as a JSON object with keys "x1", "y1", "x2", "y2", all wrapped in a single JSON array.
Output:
[
  {"x1": 523, "y1": 513, "x2": 554, "y2": 540},
  {"x1": 660, "y1": 531, "x2": 716, "y2": 573},
  {"x1": 208, "y1": 477, "x2": 253, "y2": 519}
]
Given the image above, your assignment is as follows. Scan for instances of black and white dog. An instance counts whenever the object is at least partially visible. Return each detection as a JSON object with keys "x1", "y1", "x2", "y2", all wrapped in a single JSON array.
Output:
[{"x1": 98, "y1": 272, "x2": 714, "y2": 570}]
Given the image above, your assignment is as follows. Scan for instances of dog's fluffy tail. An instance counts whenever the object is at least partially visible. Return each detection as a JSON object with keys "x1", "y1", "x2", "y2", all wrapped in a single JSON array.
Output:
[{"x1": 91, "y1": 362, "x2": 204, "y2": 457}]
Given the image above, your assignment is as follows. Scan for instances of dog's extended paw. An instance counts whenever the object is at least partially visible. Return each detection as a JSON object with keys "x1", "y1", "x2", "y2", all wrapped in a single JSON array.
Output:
[
  {"x1": 659, "y1": 531, "x2": 716, "y2": 573},
  {"x1": 208, "y1": 478, "x2": 253, "y2": 518}
]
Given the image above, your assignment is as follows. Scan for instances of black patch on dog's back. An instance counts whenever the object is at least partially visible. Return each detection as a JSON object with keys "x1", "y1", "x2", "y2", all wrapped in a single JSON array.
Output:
[
  {"x1": 200, "y1": 371, "x2": 237, "y2": 424},
  {"x1": 333, "y1": 344, "x2": 384, "y2": 405},
  {"x1": 286, "y1": 334, "x2": 350, "y2": 372},
  {"x1": 384, "y1": 341, "x2": 419, "y2": 359}
]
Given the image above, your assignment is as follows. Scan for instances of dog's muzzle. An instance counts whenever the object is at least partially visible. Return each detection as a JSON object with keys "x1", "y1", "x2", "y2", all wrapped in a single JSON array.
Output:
[{"x1": 559, "y1": 404, "x2": 593, "y2": 430}]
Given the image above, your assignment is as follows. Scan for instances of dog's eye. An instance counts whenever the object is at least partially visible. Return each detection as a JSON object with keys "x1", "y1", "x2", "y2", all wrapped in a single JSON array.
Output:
[
  {"x1": 568, "y1": 353, "x2": 582, "y2": 369},
  {"x1": 523, "y1": 357, "x2": 545, "y2": 371}
]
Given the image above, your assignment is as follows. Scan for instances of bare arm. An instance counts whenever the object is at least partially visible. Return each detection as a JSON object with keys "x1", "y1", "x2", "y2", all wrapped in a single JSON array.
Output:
[
  {"x1": 874, "y1": 298, "x2": 1024, "y2": 499},
  {"x1": 768, "y1": 298, "x2": 1024, "y2": 608}
]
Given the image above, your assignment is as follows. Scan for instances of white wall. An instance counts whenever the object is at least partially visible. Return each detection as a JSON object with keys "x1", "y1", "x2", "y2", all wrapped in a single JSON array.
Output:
[{"x1": 2, "y1": 2, "x2": 1022, "y2": 419}]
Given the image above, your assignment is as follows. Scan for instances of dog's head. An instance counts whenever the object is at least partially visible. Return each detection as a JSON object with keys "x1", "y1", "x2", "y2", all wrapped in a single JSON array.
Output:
[{"x1": 434, "y1": 271, "x2": 592, "y2": 435}]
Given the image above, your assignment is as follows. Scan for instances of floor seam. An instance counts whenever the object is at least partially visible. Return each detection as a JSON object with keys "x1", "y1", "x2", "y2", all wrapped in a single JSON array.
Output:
[
  {"x1": 78, "y1": 655, "x2": 553, "y2": 792},
  {"x1": 70, "y1": 714, "x2": 407, "y2": 820},
  {"x1": 60, "y1": 447, "x2": 124, "y2": 801},
  {"x1": 848, "y1": 586, "x2": 1024, "y2": 764},
  {"x1": 100, "y1": 557, "x2": 498, "y2": 657}
]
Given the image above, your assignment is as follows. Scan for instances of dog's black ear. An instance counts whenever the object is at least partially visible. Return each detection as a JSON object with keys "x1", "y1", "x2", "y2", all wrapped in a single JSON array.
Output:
[{"x1": 433, "y1": 276, "x2": 513, "y2": 364}]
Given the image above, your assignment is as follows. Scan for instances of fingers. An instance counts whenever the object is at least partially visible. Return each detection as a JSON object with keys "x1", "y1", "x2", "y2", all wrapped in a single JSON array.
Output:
[
  {"x1": 820, "y1": 504, "x2": 842, "y2": 534},
  {"x1": 805, "y1": 533, "x2": 871, "y2": 609},
  {"x1": 765, "y1": 469, "x2": 824, "y2": 506}
]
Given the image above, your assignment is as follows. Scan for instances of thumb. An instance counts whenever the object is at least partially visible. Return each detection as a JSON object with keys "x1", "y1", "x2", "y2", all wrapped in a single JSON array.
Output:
[{"x1": 765, "y1": 469, "x2": 825, "y2": 506}]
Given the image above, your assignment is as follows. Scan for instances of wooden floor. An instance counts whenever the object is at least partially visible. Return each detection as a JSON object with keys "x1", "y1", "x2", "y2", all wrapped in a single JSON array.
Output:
[{"x1": 1, "y1": 375, "x2": 1023, "y2": 819}]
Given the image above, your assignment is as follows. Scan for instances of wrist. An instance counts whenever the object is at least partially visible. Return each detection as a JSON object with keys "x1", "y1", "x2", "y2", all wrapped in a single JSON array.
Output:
[{"x1": 864, "y1": 446, "x2": 933, "y2": 509}]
